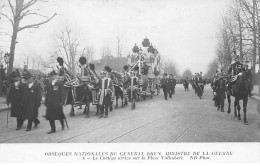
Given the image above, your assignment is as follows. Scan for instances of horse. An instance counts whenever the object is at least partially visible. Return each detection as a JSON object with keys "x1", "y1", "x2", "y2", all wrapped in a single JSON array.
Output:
[
  {"x1": 111, "y1": 71, "x2": 128, "y2": 109},
  {"x1": 226, "y1": 69, "x2": 252, "y2": 125},
  {"x1": 76, "y1": 65, "x2": 101, "y2": 118},
  {"x1": 57, "y1": 66, "x2": 99, "y2": 117}
]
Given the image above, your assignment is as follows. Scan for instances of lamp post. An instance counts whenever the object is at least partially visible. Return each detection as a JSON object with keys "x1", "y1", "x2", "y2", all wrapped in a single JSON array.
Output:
[{"x1": 4, "y1": 53, "x2": 9, "y2": 76}]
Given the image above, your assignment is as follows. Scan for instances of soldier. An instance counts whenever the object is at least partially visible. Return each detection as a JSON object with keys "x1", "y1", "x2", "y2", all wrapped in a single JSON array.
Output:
[
  {"x1": 97, "y1": 68, "x2": 113, "y2": 118},
  {"x1": 183, "y1": 77, "x2": 189, "y2": 91},
  {"x1": 104, "y1": 66, "x2": 114, "y2": 112},
  {"x1": 128, "y1": 70, "x2": 139, "y2": 110},
  {"x1": 45, "y1": 70, "x2": 66, "y2": 134},
  {"x1": 168, "y1": 74, "x2": 176, "y2": 98},
  {"x1": 6, "y1": 70, "x2": 27, "y2": 130},
  {"x1": 161, "y1": 73, "x2": 169, "y2": 100},
  {"x1": 198, "y1": 72, "x2": 204, "y2": 93},
  {"x1": 22, "y1": 70, "x2": 41, "y2": 131}
]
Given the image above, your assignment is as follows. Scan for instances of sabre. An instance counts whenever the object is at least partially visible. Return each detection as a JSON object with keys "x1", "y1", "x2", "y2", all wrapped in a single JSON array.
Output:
[
  {"x1": 64, "y1": 117, "x2": 69, "y2": 129},
  {"x1": 7, "y1": 104, "x2": 9, "y2": 128}
]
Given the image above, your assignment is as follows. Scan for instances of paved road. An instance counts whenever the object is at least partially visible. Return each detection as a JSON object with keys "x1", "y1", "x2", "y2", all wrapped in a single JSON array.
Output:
[{"x1": 0, "y1": 84, "x2": 259, "y2": 143}]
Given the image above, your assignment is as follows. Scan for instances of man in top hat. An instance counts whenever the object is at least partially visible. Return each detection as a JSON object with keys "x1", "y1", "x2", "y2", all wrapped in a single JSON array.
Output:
[
  {"x1": 22, "y1": 70, "x2": 41, "y2": 131},
  {"x1": 7, "y1": 70, "x2": 27, "y2": 130},
  {"x1": 161, "y1": 73, "x2": 169, "y2": 100},
  {"x1": 45, "y1": 70, "x2": 66, "y2": 134},
  {"x1": 168, "y1": 74, "x2": 176, "y2": 98},
  {"x1": 97, "y1": 68, "x2": 113, "y2": 118}
]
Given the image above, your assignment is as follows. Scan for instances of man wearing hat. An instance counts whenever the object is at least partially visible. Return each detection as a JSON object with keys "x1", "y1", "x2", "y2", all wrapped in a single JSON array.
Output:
[
  {"x1": 45, "y1": 70, "x2": 66, "y2": 134},
  {"x1": 168, "y1": 74, "x2": 176, "y2": 98},
  {"x1": 7, "y1": 70, "x2": 27, "y2": 130},
  {"x1": 22, "y1": 70, "x2": 41, "y2": 131},
  {"x1": 161, "y1": 73, "x2": 169, "y2": 100},
  {"x1": 97, "y1": 68, "x2": 113, "y2": 118}
]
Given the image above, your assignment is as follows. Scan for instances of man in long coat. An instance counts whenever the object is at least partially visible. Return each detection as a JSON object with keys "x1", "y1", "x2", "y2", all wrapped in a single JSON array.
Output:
[
  {"x1": 161, "y1": 73, "x2": 169, "y2": 100},
  {"x1": 45, "y1": 70, "x2": 66, "y2": 134},
  {"x1": 22, "y1": 71, "x2": 41, "y2": 131},
  {"x1": 7, "y1": 70, "x2": 27, "y2": 130},
  {"x1": 168, "y1": 74, "x2": 176, "y2": 98}
]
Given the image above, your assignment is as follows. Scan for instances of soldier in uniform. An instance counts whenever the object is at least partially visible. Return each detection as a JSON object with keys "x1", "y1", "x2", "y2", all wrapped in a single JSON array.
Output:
[
  {"x1": 168, "y1": 74, "x2": 176, "y2": 98},
  {"x1": 129, "y1": 69, "x2": 139, "y2": 109},
  {"x1": 161, "y1": 73, "x2": 169, "y2": 100},
  {"x1": 183, "y1": 77, "x2": 189, "y2": 91},
  {"x1": 6, "y1": 70, "x2": 27, "y2": 130},
  {"x1": 198, "y1": 72, "x2": 204, "y2": 93},
  {"x1": 97, "y1": 68, "x2": 113, "y2": 118},
  {"x1": 22, "y1": 70, "x2": 41, "y2": 131},
  {"x1": 104, "y1": 66, "x2": 114, "y2": 112},
  {"x1": 45, "y1": 70, "x2": 66, "y2": 134}
]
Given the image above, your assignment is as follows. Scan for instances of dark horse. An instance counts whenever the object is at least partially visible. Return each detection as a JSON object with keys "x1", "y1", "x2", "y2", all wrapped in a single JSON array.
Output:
[
  {"x1": 227, "y1": 69, "x2": 252, "y2": 125},
  {"x1": 60, "y1": 65, "x2": 100, "y2": 118},
  {"x1": 111, "y1": 71, "x2": 128, "y2": 109}
]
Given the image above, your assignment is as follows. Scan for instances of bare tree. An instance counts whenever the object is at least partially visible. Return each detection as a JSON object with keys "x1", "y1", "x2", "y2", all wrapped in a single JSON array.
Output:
[
  {"x1": 182, "y1": 69, "x2": 193, "y2": 78},
  {"x1": 100, "y1": 46, "x2": 112, "y2": 58},
  {"x1": 204, "y1": 59, "x2": 219, "y2": 79},
  {"x1": 53, "y1": 25, "x2": 90, "y2": 74},
  {"x1": 116, "y1": 36, "x2": 122, "y2": 58},
  {"x1": 0, "y1": 0, "x2": 57, "y2": 76}
]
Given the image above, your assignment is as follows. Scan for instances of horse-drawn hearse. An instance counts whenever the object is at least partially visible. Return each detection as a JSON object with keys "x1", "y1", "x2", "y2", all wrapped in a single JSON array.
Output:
[{"x1": 128, "y1": 37, "x2": 161, "y2": 101}]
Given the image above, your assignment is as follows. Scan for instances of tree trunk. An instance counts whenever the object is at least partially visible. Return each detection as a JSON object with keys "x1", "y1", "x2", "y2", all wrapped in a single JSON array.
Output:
[
  {"x1": 238, "y1": 13, "x2": 243, "y2": 62},
  {"x1": 8, "y1": 22, "x2": 19, "y2": 76},
  {"x1": 253, "y1": 0, "x2": 257, "y2": 74}
]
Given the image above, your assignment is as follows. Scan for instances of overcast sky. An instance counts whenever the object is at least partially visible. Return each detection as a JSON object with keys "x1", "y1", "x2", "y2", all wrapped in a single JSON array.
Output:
[{"x1": 0, "y1": 0, "x2": 230, "y2": 74}]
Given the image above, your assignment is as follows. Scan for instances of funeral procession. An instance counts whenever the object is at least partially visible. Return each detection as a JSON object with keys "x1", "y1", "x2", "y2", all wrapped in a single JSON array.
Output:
[{"x1": 0, "y1": 0, "x2": 260, "y2": 143}]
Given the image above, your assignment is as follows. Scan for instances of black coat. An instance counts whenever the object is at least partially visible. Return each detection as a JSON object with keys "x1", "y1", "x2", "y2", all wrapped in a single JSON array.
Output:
[
  {"x1": 168, "y1": 78, "x2": 176, "y2": 88},
  {"x1": 7, "y1": 82, "x2": 27, "y2": 118},
  {"x1": 45, "y1": 81, "x2": 65, "y2": 120},
  {"x1": 160, "y1": 77, "x2": 169, "y2": 89},
  {"x1": 24, "y1": 83, "x2": 42, "y2": 120}
]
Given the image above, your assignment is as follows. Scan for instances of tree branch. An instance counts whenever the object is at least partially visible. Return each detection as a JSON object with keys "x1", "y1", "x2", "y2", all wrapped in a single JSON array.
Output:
[
  {"x1": 18, "y1": 13, "x2": 57, "y2": 31},
  {"x1": 7, "y1": 0, "x2": 15, "y2": 16},
  {"x1": 0, "y1": 12, "x2": 14, "y2": 25}
]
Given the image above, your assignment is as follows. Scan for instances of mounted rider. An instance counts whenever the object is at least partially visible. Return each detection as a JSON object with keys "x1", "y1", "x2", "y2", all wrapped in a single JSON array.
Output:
[{"x1": 227, "y1": 51, "x2": 246, "y2": 94}]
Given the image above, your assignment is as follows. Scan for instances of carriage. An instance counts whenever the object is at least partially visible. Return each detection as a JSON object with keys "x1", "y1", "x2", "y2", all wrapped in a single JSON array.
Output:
[{"x1": 128, "y1": 37, "x2": 161, "y2": 101}]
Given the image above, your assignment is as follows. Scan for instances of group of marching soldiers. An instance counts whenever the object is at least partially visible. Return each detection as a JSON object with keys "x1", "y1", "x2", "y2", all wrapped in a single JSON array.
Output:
[{"x1": 190, "y1": 72, "x2": 205, "y2": 98}]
